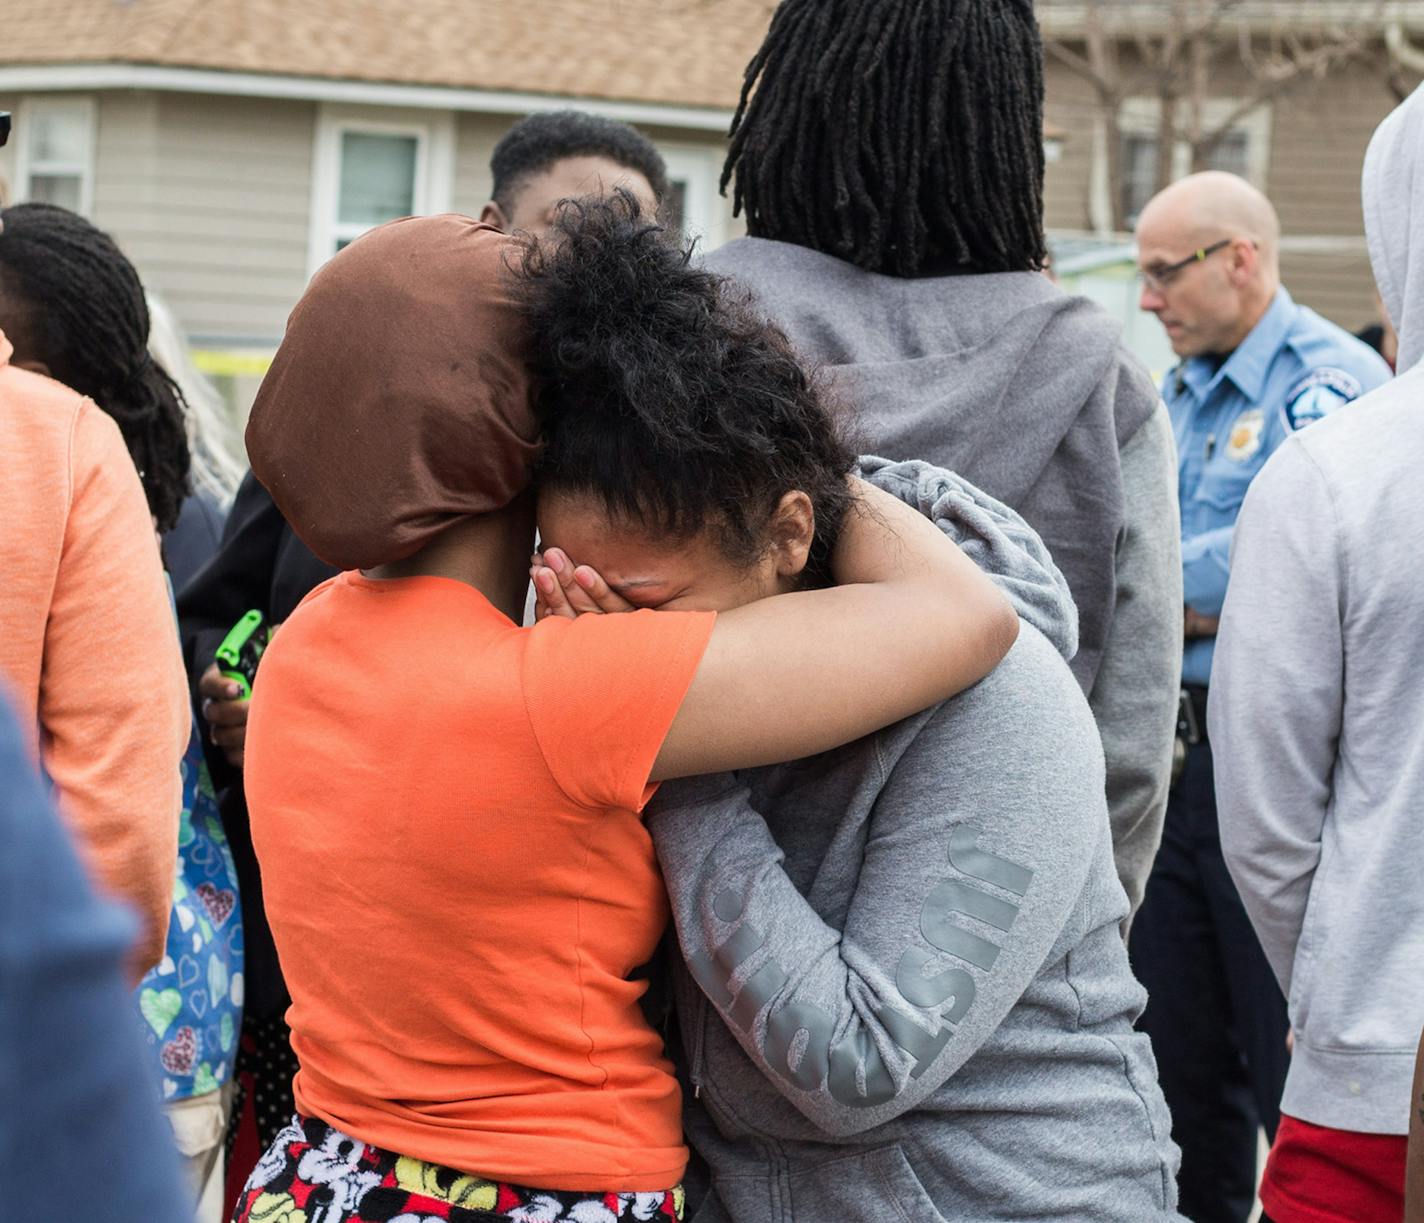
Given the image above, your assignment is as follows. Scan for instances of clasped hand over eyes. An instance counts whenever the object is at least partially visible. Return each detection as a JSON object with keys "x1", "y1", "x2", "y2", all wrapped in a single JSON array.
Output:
[{"x1": 530, "y1": 548, "x2": 635, "y2": 620}]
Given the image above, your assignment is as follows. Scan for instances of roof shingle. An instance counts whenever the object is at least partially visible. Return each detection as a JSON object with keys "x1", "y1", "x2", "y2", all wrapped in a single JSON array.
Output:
[{"x1": 0, "y1": 0, "x2": 778, "y2": 110}]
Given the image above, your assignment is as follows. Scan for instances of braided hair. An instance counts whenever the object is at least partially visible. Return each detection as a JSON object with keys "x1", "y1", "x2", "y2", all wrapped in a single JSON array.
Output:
[
  {"x1": 722, "y1": 0, "x2": 1048, "y2": 277},
  {"x1": 0, "y1": 203, "x2": 190, "y2": 529}
]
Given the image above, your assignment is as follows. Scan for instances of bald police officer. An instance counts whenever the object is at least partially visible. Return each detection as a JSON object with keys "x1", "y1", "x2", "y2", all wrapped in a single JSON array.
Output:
[{"x1": 1130, "y1": 171, "x2": 1390, "y2": 1223}]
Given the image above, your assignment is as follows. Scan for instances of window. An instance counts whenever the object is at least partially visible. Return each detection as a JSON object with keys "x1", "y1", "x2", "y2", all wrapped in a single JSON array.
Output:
[
  {"x1": 1120, "y1": 133, "x2": 1161, "y2": 228},
  {"x1": 1093, "y1": 98, "x2": 1272, "y2": 234},
  {"x1": 1120, "y1": 127, "x2": 1255, "y2": 227},
  {"x1": 17, "y1": 96, "x2": 95, "y2": 214},
  {"x1": 660, "y1": 147, "x2": 722, "y2": 248},
  {"x1": 334, "y1": 131, "x2": 419, "y2": 251},
  {"x1": 308, "y1": 107, "x2": 453, "y2": 275},
  {"x1": 1206, "y1": 129, "x2": 1250, "y2": 180}
]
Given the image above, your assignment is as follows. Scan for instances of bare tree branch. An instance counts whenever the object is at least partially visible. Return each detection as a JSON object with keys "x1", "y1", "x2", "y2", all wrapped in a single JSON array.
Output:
[
  {"x1": 1044, "y1": 39, "x2": 1117, "y2": 97},
  {"x1": 1047, "y1": 0, "x2": 1406, "y2": 233},
  {"x1": 1194, "y1": 31, "x2": 1368, "y2": 153}
]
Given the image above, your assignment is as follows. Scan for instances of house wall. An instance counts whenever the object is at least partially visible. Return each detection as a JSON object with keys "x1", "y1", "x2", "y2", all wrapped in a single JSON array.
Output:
[
  {"x1": 0, "y1": 92, "x2": 20, "y2": 203},
  {"x1": 0, "y1": 88, "x2": 738, "y2": 416},
  {"x1": 1042, "y1": 68, "x2": 1098, "y2": 235},
  {"x1": 1044, "y1": 50, "x2": 1414, "y2": 332},
  {"x1": 138, "y1": 91, "x2": 316, "y2": 346}
]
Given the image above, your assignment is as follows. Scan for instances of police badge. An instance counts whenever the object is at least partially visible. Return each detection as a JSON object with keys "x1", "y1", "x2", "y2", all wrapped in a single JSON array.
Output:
[{"x1": 1225, "y1": 408, "x2": 1265, "y2": 462}]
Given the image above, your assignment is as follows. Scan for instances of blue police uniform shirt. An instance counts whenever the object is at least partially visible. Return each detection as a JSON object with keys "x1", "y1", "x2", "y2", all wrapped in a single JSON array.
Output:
[{"x1": 1166, "y1": 286, "x2": 1391, "y2": 687}]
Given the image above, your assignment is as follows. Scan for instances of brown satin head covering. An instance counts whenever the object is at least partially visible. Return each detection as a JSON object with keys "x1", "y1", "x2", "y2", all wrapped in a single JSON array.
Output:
[{"x1": 245, "y1": 215, "x2": 538, "y2": 571}]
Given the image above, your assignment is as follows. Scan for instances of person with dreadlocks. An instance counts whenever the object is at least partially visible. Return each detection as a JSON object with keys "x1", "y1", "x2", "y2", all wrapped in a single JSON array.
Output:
[
  {"x1": 0, "y1": 201, "x2": 244, "y2": 1222},
  {"x1": 0, "y1": 202, "x2": 188, "y2": 977},
  {"x1": 704, "y1": 0, "x2": 1183, "y2": 932}
]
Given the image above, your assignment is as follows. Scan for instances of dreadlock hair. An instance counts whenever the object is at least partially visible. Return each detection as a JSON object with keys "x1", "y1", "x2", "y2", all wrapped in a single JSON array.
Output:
[
  {"x1": 519, "y1": 190, "x2": 856, "y2": 586},
  {"x1": 722, "y1": 0, "x2": 1049, "y2": 277},
  {"x1": 0, "y1": 203, "x2": 190, "y2": 530},
  {"x1": 491, "y1": 110, "x2": 670, "y2": 214}
]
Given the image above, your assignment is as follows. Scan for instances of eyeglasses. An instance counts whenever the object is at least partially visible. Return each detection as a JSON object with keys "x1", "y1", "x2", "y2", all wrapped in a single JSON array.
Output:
[{"x1": 1137, "y1": 238, "x2": 1233, "y2": 293}]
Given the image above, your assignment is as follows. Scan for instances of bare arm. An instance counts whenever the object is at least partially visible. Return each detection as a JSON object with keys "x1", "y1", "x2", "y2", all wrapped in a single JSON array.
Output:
[{"x1": 650, "y1": 479, "x2": 1017, "y2": 779}]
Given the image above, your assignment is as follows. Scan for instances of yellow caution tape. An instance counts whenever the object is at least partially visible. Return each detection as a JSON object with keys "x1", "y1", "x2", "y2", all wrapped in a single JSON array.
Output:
[{"x1": 191, "y1": 349, "x2": 275, "y2": 378}]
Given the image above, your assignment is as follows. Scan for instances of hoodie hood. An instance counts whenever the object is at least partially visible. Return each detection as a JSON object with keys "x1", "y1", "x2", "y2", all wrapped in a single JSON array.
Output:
[
  {"x1": 858, "y1": 455, "x2": 1079, "y2": 662},
  {"x1": 704, "y1": 239, "x2": 1137, "y2": 488},
  {"x1": 703, "y1": 236, "x2": 1157, "y2": 695},
  {"x1": 1364, "y1": 83, "x2": 1424, "y2": 372}
]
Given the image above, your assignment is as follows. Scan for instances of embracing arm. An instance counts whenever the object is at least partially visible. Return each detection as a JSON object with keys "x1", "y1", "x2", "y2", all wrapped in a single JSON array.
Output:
[
  {"x1": 652, "y1": 479, "x2": 1018, "y2": 779},
  {"x1": 648, "y1": 657, "x2": 1101, "y2": 1136}
]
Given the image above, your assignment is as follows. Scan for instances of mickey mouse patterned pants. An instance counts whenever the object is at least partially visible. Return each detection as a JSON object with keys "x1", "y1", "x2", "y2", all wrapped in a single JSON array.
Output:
[{"x1": 232, "y1": 1115, "x2": 684, "y2": 1223}]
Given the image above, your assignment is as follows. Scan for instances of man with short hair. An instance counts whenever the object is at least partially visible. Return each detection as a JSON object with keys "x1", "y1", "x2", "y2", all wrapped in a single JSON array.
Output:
[
  {"x1": 480, "y1": 109, "x2": 666, "y2": 235},
  {"x1": 1211, "y1": 88, "x2": 1424, "y2": 1223},
  {"x1": 1132, "y1": 170, "x2": 1391, "y2": 1222}
]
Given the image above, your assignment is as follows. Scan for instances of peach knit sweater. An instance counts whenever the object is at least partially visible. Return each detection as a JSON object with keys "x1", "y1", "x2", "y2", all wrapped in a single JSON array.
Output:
[{"x1": 0, "y1": 331, "x2": 187, "y2": 974}]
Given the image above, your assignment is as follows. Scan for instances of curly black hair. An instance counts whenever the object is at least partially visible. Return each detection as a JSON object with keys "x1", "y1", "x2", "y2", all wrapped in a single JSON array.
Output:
[
  {"x1": 491, "y1": 111, "x2": 670, "y2": 215},
  {"x1": 0, "y1": 203, "x2": 191, "y2": 530},
  {"x1": 519, "y1": 191, "x2": 856, "y2": 584},
  {"x1": 723, "y1": 0, "x2": 1048, "y2": 277}
]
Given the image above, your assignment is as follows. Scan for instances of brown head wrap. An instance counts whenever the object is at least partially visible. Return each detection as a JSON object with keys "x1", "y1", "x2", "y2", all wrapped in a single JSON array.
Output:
[{"x1": 245, "y1": 215, "x2": 538, "y2": 571}]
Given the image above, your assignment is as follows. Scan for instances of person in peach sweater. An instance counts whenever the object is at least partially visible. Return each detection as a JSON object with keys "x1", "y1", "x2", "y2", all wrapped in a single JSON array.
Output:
[{"x1": 0, "y1": 288, "x2": 187, "y2": 975}]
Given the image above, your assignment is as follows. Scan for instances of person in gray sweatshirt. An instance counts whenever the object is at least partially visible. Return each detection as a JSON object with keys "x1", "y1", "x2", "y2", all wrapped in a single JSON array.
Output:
[
  {"x1": 1209, "y1": 84, "x2": 1424, "y2": 1223},
  {"x1": 528, "y1": 194, "x2": 1183, "y2": 1222},
  {"x1": 700, "y1": 0, "x2": 1182, "y2": 923}
]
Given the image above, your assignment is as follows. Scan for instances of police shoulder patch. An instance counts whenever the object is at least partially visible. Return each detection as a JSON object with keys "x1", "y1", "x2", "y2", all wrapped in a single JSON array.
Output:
[{"x1": 1283, "y1": 367, "x2": 1362, "y2": 431}]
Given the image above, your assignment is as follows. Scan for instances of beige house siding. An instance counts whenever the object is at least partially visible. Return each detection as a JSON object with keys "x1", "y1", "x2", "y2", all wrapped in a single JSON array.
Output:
[
  {"x1": 138, "y1": 92, "x2": 315, "y2": 345},
  {"x1": 1269, "y1": 60, "x2": 1404, "y2": 329},
  {"x1": 452, "y1": 111, "x2": 506, "y2": 215},
  {"x1": 0, "y1": 93, "x2": 20, "y2": 198},
  {"x1": 1042, "y1": 68, "x2": 1100, "y2": 235},
  {"x1": 1043, "y1": 52, "x2": 1415, "y2": 330},
  {"x1": 0, "y1": 89, "x2": 315, "y2": 346},
  {"x1": 0, "y1": 86, "x2": 736, "y2": 386}
]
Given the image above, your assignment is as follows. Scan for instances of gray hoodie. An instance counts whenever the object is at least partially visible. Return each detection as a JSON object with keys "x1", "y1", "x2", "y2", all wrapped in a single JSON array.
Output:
[
  {"x1": 649, "y1": 458, "x2": 1183, "y2": 1222},
  {"x1": 1209, "y1": 84, "x2": 1424, "y2": 1135},
  {"x1": 702, "y1": 240, "x2": 1182, "y2": 922}
]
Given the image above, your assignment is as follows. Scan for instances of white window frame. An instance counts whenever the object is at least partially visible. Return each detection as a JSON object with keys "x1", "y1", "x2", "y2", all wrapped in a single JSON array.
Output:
[
  {"x1": 307, "y1": 104, "x2": 454, "y2": 276},
  {"x1": 659, "y1": 145, "x2": 721, "y2": 249},
  {"x1": 15, "y1": 94, "x2": 96, "y2": 215},
  {"x1": 1090, "y1": 97, "x2": 1273, "y2": 234}
]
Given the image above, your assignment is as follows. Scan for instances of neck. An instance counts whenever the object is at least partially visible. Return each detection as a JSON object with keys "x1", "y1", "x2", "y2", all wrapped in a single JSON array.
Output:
[
  {"x1": 364, "y1": 497, "x2": 534, "y2": 622},
  {"x1": 1220, "y1": 279, "x2": 1279, "y2": 354}
]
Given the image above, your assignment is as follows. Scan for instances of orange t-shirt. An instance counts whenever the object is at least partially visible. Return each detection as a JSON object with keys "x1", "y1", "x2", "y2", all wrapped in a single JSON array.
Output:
[{"x1": 245, "y1": 572, "x2": 714, "y2": 1192}]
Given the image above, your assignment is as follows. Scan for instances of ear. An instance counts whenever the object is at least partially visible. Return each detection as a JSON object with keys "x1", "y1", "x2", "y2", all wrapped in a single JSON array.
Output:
[
  {"x1": 769, "y1": 490, "x2": 815, "y2": 579},
  {"x1": 1228, "y1": 238, "x2": 1259, "y2": 286},
  {"x1": 479, "y1": 201, "x2": 509, "y2": 232}
]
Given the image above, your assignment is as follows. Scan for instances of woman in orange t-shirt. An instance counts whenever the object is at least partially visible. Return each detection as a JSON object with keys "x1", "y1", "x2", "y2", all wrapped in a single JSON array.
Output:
[{"x1": 235, "y1": 211, "x2": 1017, "y2": 1223}]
